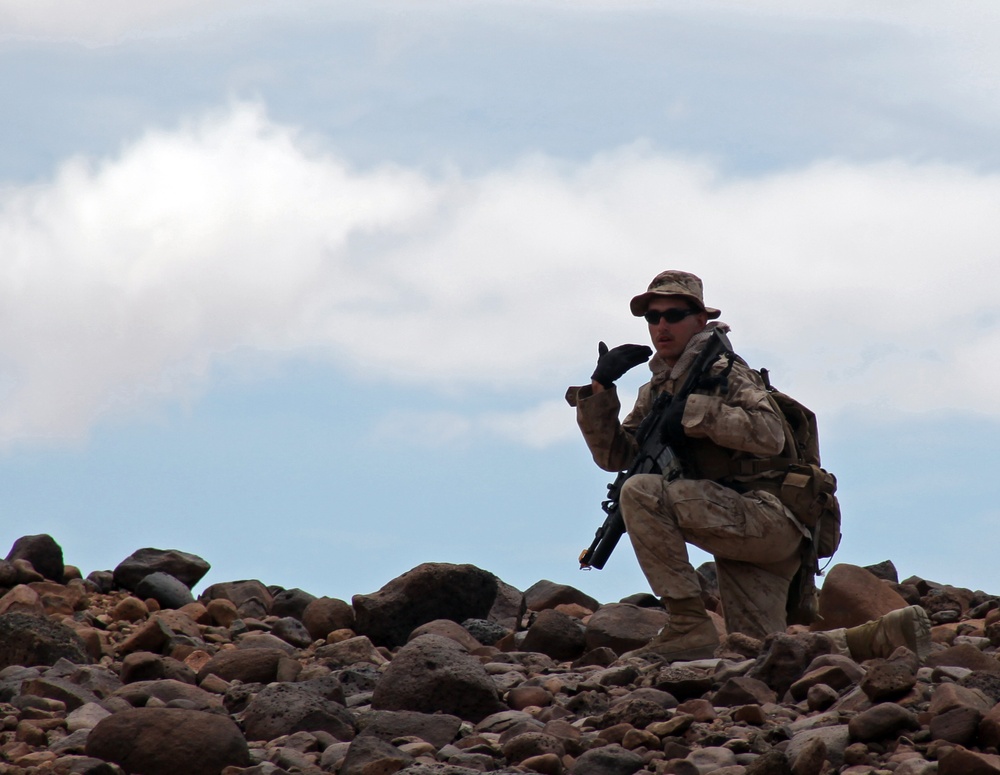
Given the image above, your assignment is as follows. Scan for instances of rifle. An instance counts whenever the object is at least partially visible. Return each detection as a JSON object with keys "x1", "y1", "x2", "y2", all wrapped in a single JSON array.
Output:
[{"x1": 579, "y1": 328, "x2": 734, "y2": 570}]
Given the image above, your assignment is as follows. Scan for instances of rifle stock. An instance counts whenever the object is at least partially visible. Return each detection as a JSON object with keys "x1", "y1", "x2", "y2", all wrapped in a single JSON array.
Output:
[{"x1": 579, "y1": 328, "x2": 732, "y2": 571}]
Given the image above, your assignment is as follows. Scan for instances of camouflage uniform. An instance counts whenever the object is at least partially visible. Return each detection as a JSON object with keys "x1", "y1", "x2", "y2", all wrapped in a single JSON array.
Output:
[{"x1": 567, "y1": 323, "x2": 809, "y2": 639}]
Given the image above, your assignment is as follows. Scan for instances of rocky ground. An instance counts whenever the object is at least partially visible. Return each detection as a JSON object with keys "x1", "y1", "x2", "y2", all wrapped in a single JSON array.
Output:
[{"x1": 1, "y1": 535, "x2": 1000, "y2": 775}]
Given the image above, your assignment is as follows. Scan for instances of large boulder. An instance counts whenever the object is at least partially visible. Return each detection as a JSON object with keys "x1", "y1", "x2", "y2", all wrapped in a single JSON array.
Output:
[
  {"x1": 0, "y1": 612, "x2": 92, "y2": 669},
  {"x1": 85, "y1": 707, "x2": 250, "y2": 775},
  {"x1": 814, "y1": 564, "x2": 910, "y2": 630},
  {"x1": 353, "y1": 563, "x2": 500, "y2": 649},
  {"x1": 5, "y1": 534, "x2": 65, "y2": 583},
  {"x1": 371, "y1": 634, "x2": 505, "y2": 722},
  {"x1": 113, "y1": 548, "x2": 210, "y2": 592}
]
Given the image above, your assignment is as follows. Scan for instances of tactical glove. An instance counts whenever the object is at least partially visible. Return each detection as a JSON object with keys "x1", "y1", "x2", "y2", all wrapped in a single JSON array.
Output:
[
  {"x1": 591, "y1": 342, "x2": 653, "y2": 388},
  {"x1": 659, "y1": 395, "x2": 688, "y2": 448}
]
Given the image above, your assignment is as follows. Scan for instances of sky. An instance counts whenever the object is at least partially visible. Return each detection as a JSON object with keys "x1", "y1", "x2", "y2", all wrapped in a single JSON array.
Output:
[{"x1": 2, "y1": 1, "x2": 999, "y2": 606}]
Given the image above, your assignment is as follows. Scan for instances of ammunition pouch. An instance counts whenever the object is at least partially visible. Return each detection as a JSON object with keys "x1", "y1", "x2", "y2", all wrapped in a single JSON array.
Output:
[{"x1": 778, "y1": 463, "x2": 841, "y2": 558}]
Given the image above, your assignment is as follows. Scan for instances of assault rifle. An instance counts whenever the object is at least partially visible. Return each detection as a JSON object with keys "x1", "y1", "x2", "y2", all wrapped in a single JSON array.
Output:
[{"x1": 579, "y1": 328, "x2": 734, "y2": 570}]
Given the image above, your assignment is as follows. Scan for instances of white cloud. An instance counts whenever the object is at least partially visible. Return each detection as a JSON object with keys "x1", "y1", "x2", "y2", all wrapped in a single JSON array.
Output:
[{"x1": 2, "y1": 101, "x2": 999, "y2": 445}]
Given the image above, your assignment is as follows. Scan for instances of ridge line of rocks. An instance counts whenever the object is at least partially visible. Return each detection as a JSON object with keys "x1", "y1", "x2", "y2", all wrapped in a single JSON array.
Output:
[{"x1": 1, "y1": 534, "x2": 999, "y2": 775}]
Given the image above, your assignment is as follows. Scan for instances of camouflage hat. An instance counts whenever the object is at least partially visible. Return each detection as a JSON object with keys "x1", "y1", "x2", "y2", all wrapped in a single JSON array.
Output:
[{"x1": 629, "y1": 270, "x2": 721, "y2": 319}]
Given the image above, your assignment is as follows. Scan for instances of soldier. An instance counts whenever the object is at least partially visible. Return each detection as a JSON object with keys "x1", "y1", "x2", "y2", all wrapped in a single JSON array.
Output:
[{"x1": 567, "y1": 270, "x2": 929, "y2": 662}]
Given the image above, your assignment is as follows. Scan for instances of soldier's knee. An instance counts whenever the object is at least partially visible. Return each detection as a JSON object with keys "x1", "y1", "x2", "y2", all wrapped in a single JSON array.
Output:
[{"x1": 619, "y1": 474, "x2": 662, "y2": 516}]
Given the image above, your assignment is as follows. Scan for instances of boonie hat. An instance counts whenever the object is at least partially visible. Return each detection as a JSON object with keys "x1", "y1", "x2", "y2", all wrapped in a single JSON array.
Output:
[{"x1": 629, "y1": 270, "x2": 721, "y2": 319}]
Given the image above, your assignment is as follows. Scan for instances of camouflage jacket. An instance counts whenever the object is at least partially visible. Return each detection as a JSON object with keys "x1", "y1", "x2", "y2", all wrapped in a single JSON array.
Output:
[{"x1": 566, "y1": 324, "x2": 786, "y2": 487}]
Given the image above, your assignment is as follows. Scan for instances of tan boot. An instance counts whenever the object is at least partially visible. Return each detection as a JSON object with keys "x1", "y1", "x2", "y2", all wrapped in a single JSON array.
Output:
[
  {"x1": 843, "y1": 605, "x2": 932, "y2": 662},
  {"x1": 627, "y1": 597, "x2": 720, "y2": 663}
]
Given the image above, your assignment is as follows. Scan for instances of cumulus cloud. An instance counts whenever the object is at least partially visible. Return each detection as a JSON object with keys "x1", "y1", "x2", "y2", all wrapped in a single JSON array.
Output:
[{"x1": 1, "y1": 101, "x2": 999, "y2": 445}]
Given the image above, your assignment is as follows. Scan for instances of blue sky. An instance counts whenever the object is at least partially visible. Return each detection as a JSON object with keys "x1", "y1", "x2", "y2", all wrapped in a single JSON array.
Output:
[{"x1": 2, "y1": 2, "x2": 999, "y2": 605}]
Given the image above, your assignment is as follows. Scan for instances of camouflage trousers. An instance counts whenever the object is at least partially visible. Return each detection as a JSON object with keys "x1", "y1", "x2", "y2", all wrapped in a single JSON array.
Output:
[{"x1": 620, "y1": 474, "x2": 805, "y2": 640}]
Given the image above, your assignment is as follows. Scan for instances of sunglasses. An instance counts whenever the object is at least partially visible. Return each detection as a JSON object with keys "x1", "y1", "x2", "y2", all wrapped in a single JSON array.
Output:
[{"x1": 643, "y1": 307, "x2": 701, "y2": 325}]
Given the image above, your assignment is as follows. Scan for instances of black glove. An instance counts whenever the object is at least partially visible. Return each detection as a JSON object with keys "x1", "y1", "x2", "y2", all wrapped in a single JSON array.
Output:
[
  {"x1": 659, "y1": 395, "x2": 688, "y2": 448},
  {"x1": 591, "y1": 342, "x2": 653, "y2": 388}
]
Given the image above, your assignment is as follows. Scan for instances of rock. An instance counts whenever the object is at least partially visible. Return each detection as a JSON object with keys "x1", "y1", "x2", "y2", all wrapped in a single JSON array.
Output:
[
  {"x1": 113, "y1": 678, "x2": 221, "y2": 710},
  {"x1": 748, "y1": 632, "x2": 836, "y2": 698},
  {"x1": 85, "y1": 707, "x2": 250, "y2": 775},
  {"x1": 930, "y1": 705, "x2": 982, "y2": 745},
  {"x1": 113, "y1": 548, "x2": 210, "y2": 592},
  {"x1": 197, "y1": 647, "x2": 296, "y2": 684},
  {"x1": 357, "y1": 709, "x2": 462, "y2": 748},
  {"x1": 583, "y1": 602, "x2": 668, "y2": 654},
  {"x1": 271, "y1": 616, "x2": 314, "y2": 648},
  {"x1": 242, "y1": 682, "x2": 357, "y2": 742},
  {"x1": 570, "y1": 744, "x2": 644, "y2": 774},
  {"x1": 353, "y1": 562, "x2": 501, "y2": 649},
  {"x1": 815, "y1": 564, "x2": 911, "y2": 630},
  {"x1": 315, "y1": 635, "x2": 388, "y2": 667},
  {"x1": 134, "y1": 572, "x2": 195, "y2": 609},
  {"x1": 0, "y1": 612, "x2": 92, "y2": 669},
  {"x1": 926, "y1": 644, "x2": 1000, "y2": 674},
  {"x1": 524, "y1": 580, "x2": 600, "y2": 613},
  {"x1": 712, "y1": 676, "x2": 777, "y2": 706},
  {"x1": 859, "y1": 658, "x2": 917, "y2": 701},
  {"x1": 301, "y1": 596, "x2": 355, "y2": 640},
  {"x1": 339, "y1": 734, "x2": 411, "y2": 775},
  {"x1": 270, "y1": 587, "x2": 317, "y2": 620},
  {"x1": 409, "y1": 618, "x2": 484, "y2": 651},
  {"x1": 199, "y1": 579, "x2": 273, "y2": 619},
  {"x1": 847, "y1": 702, "x2": 920, "y2": 741},
  {"x1": 521, "y1": 609, "x2": 587, "y2": 661},
  {"x1": 938, "y1": 747, "x2": 1000, "y2": 775},
  {"x1": 462, "y1": 618, "x2": 510, "y2": 646},
  {"x1": 371, "y1": 634, "x2": 505, "y2": 722},
  {"x1": 5, "y1": 534, "x2": 65, "y2": 583}
]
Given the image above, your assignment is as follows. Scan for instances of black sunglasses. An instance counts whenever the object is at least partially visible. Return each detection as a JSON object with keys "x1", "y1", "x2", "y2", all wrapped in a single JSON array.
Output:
[{"x1": 643, "y1": 307, "x2": 701, "y2": 325}]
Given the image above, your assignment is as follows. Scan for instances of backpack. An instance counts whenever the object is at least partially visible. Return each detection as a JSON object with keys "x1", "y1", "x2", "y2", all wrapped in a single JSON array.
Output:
[{"x1": 760, "y1": 369, "x2": 842, "y2": 560}]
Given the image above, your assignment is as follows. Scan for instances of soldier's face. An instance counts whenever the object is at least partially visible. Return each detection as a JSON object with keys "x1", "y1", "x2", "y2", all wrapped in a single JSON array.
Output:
[{"x1": 645, "y1": 297, "x2": 708, "y2": 366}]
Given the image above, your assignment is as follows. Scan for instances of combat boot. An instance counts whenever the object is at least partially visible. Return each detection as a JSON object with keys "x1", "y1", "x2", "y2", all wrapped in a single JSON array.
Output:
[
  {"x1": 627, "y1": 596, "x2": 720, "y2": 663},
  {"x1": 843, "y1": 605, "x2": 932, "y2": 662}
]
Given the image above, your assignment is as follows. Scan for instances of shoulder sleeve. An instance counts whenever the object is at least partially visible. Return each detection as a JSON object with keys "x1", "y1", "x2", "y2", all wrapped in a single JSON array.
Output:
[
  {"x1": 681, "y1": 360, "x2": 785, "y2": 456},
  {"x1": 565, "y1": 383, "x2": 647, "y2": 472}
]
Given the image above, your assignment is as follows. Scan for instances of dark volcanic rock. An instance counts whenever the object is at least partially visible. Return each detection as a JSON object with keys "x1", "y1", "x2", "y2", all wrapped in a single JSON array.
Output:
[
  {"x1": 113, "y1": 548, "x2": 210, "y2": 592},
  {"x1": 85, "y1": 707, "x2": 250, "y2": 775},
  {"x1": 134, "y1": 571, "x2": 196, "y2": 609},
  {"x1": 0, "y1": 612, "x2": 92, "y2": 669},
  {"x1": 242, "y1": 682, "x2": 357, "y2": 742},
  {"x1": 5, "y1": 534, "x2": 65, "y2": 583},
  {"x1": 353, "y1": 562, "x2": 500, "y2": 649},
  {"x1": 270, "y1": 587, "x2": 317, "y2": 620},
  {"x1": 371, "y1": 634, "x2": 505, "y2": 722}
]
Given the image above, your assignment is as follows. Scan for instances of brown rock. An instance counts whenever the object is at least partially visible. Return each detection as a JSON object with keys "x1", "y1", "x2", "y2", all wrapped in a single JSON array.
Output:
[
  {"x1": 197, "y1": 647, "x2": 295, "y2": 684},
  {"x1": 583, "y1": 602, "x2": 668, "y2": 654},
  {"x1": 939, "y1": 746, "x2": 1000, "y2": 775},
  {"x1": 112, "y1": 596, "x2": 149, "y2": 622},
  {"x1": 926, "y1": 644, "x2": 1000, "y2": 674},
  {"x1": 302, "y1": 596, "x2": 356, "y2": 640},
  {"x1": 814, "y1": 564, "x2": 910, "y2": 630},
  {"x1": 522, "y1": 609, "x2": 586, "y2": 661},
  {"x1": 409, "y1": 618, "x2": 483, "y2": 651},
  {"x1": 0, "y1": 585, "x2": 45, "y2": 616},
  {"x1": 523, "y1": 580, "x2": 599, "y2": 612},
  {"x1": 860, "y1": 659, "x2": 918, "y2": 702},
  {"x1": 85, "y1": 707, "x2": 249, "y2": 775},
  {"x1": 847, "y1": 702, "x2": 920, "y2": 742},
  {"x1": 930, "y1": 706, "x2": 983, "y2": 745}
]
